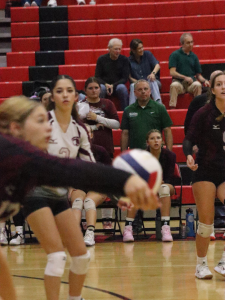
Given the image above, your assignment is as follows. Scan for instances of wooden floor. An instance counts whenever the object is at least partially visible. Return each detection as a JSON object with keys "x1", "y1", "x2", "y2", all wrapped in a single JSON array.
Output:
[{"x1": 4, "y1": 236, "x2": 225, "y2": 300}]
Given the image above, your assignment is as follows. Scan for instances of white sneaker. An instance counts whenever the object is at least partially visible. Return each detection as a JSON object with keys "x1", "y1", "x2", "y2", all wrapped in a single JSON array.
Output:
[
  {"x1": 31, "y1": 1, "x2": 38, "y2": 5},
  {"x1": 84, "y1": 229, "x2": 95, "y2": 246},
  {"x1": 23, "y1": 1, "x2": 30, "y2": 6},
  {"x1": 77, "y1": 0, "x2": 86, "y2": 4},
  {"x1": 195, "y1": 262, "x2": 213, "y2": 279},
  {"x1": 9, "y1": 233, "x2": 24, "y2": 246},
  {"x1": 47, "y1": 0, "x2": 57, "y2": 6},
  {"x1": 89, "y1": 0, "x2": 96, "y2": 4},
  {"x1": 214, "y1": 261, "x2": 225, "y2": 277},
  {"x1": 0, "y1": 229, "x2": 8, "y2": 245}
]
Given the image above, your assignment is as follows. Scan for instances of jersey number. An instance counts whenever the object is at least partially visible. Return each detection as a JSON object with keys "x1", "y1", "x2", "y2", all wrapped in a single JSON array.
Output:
[{"x1": 59, "y1": 147, "x2": 70, "y2": 158}]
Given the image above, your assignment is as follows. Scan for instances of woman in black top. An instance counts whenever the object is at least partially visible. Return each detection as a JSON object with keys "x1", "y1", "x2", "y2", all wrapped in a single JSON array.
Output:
[
  {"x1": 0, "y1": 96, "x2": 159, "y2": 300},
  {"x1": 183, "y1": 71, "x2": 225, "y2": 279}
]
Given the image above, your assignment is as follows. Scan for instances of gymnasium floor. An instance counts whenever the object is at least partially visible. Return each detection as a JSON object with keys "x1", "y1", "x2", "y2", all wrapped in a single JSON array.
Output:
[{"x1": 4, "y1": 234, "x2": 225, "y2": 300}]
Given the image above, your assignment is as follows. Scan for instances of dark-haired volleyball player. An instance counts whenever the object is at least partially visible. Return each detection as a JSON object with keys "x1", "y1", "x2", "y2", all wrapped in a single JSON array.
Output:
[{"x1": 183, "y1": 71, "x2": 225, "y2": 279}]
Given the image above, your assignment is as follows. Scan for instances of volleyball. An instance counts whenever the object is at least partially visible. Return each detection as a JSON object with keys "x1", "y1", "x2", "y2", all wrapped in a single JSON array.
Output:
[{"x1": 113, "y1": 149, "x2": 162, "y2": 194}]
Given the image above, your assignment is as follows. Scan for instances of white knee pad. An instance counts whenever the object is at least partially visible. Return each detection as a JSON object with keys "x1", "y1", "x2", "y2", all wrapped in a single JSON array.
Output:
[
  {"x1": 158, "y1": 184, "x2": 170, "y2": 198},
  {"x1": 72, "y1": 198, "x2": 83, "y2": 210},
  {"x1": 70, "y1": 251, "x2": 91, "y2": 275},
  {"x1": 197, "y1": 221, "x2": 214, "y2": 238},
  {"x1": 44, "y1": 251, "x2": 67, "y2": 277},
  {"x1": 84, "y1": 198, "x2": 96, "y2": 211}
]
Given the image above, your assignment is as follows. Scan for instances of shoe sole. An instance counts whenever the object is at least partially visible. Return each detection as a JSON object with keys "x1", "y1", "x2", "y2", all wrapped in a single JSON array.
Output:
[
  {"x1": 214, "y1": 267, "x2": 225, "y2": 277},
  {"x1": 123, "y1": 239, "x2": 134, "y2": 243},
  {"x1": 195, "y1": 273, "x2": 213, "y2": 279},
  {"x1": 85, "y1": 242, "x2": 95, "y2": 246}
]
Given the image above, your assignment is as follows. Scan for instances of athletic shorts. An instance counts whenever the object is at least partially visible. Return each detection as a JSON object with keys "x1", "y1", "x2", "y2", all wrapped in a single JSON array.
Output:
[
  {"x1": 192, "y1": 166, "x2": 225, "y2": 188},
  {"x1": 22, "y1": 196, "x2": 70, "y2": 219}
]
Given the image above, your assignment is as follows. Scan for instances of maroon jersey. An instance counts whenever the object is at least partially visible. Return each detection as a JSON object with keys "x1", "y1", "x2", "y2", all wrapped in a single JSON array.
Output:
[
  {"x1": 0, "y1": 134, "x2": 130, "y2": 207},
  {"x1": 81, "y1": 98, "x2": 119, "y2": 156},
  {"x1": 184, "y1": 101, "x2": 225, "y2": 170}
]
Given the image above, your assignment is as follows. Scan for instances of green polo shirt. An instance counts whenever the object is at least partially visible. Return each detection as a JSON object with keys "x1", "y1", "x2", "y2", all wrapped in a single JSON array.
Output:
[
  {"x1": 169, "y1": 48, "x2": 202, "y2": 80},
  {"x1": 121, "y1": 99, "x2": 173, "y2": 149}
]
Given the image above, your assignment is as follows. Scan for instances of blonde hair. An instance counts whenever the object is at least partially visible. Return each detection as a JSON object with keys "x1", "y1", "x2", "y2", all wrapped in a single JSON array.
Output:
[{"x1": 0, "y1": 96, "x2": 42, "y2": 134}]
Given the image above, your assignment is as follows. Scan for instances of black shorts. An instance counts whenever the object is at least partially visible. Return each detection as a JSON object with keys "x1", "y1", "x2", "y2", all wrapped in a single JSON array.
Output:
[
  {"x1": 192, "y1": 167, "x2": 225, "y2": 188},
  {"x1": 22, "y1": 197, "x2": 70, "y2": 219}
]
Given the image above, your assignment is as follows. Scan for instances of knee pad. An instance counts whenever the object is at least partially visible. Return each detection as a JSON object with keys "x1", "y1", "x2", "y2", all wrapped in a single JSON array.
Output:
[
  {"x1": 70, "y1": 251, "x2": 91, "y2": 275},
  {"x1": 84, "y1": 198, "x2": 96, "y2": 211},
  {"x1": 158, "y1": 184, "x2": 170, "y2": 198},
  {"x1": 44, "y1": 251, "x2": 67, "y2": 277},
  {"x1": 197, "y1": 221, "x2": 214, "y2": 238},
  {"x1": 72, "y1": 198, "x2": 83, "y2": 211}
]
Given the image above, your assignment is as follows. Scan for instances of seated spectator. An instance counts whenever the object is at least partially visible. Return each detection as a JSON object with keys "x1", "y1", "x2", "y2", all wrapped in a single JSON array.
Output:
[
  {"x1": 71, "y1": 124, "x2": 112, "y2": 246},
  {"x1": 77, "y1": 77, "x2": 120, "y2": 229},
  {"x1": 123, "y1": 129, "x2": 176, "y2": 243},
  {"x1": 169, "y1": 32, "x2": 210, "y2": 108},
  {"x1": 95, "y1": 38, "x2": 129, "y2": 110},
  {"x1": 129, "y1": 39, "x2": 162, "y2": 105},
  {"x1": 39, "y1": 90, "x2": 51, "y2": 109},
  {"x1": 47, "y1": 0, "x2": 86, "y2": 7}
]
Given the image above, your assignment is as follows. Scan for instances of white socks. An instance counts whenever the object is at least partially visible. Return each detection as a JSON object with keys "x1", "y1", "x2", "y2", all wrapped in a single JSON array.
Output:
[
  {"x1": 220, "y1": 251, "x2": 225, "y2": 262},
  {"x1": 197, "y1": 256, "x2": 207, "y2": 265}
]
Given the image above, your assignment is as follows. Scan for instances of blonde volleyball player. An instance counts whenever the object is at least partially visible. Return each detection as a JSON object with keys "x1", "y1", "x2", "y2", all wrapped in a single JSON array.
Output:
[{"x1": 0, "y1": 95, "x2": 159, "y2": 300}]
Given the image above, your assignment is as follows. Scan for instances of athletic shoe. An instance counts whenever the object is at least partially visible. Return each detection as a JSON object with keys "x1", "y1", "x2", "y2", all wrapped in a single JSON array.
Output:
[
  {"x1": 47, "y1": 0, "x2": 57, "y2": 6},
  {"x1": 31, "y1": 1, "x2": 38, "y2": 5},
  {"x1": 23, "y1": 1, "x2": 30, "y2": 6},
  {"x1": 214, "y1": 261, "x2": 225, "y2": 277},
  {"x1": 0, "y1": 229, "x2": 8, "y2": 245},
  {"x1": 9, "y1": 233, "x2": 24, "y2": 246},
  {"x1": 84, "y1": 229, "x2": 95, "y2": 246},
  {"x1": 89, "y1": 0, "x2": 96, "y2": 4},
  {"x1": 195, "y1": 262, "x2": 213, "y2": 279},
  {"x1": 210, "y1": 231, "x2": 216, "y2": 241},
  {"x1": 123, "y1": 225, "x2": 134, "y2": 242},
  {"x1": 161, "y1": 225, "x2": 173, "y2": 242},
  {"x1": 103, "y1": 221, "x2": 112, "y2": 230},
  {"x1": 77, "y1": 0, "x2": 86, "y2": 4}
]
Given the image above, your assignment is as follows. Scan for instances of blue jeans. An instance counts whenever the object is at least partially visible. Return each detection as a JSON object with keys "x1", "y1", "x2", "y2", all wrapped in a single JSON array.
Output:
[{"x1": 100, "y1": 84, "x2": 129, "y2": 110}]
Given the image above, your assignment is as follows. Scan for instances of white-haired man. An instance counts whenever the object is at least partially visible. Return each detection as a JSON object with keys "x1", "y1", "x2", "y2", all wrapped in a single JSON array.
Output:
[
  {"x1": 169, "y1": 32, "x2": 210, "y2": 108},
  {"x1": 95, "y1": 38, "x2": 129, "y2": 110}
]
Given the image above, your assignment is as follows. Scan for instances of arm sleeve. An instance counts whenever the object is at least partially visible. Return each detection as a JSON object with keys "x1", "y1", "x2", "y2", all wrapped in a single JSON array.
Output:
[
  {"x1": 168, "y1": 51, "x2": 177, "y2": 69},
  {"x1": 96, "y1": 116, "x2": 120, "y2": 129},
  {"x1": 160, "y1": 106, "x2": 173, "y2": 129},
  {"x1": 183, "y1": 138, "x2": 194, "y2": 156},
  {"x1": 120, "y1": 110, "x2": 129, "y2": 130},
  {"x1": 146, "y1": 51, "x2": 159, "y2": 69},
  {"x1": 194, "y1": 55, "x2": 202, "y2": 74},
  {"x1": 2, "y1": 136, "x2": 131, "y2": 197}
]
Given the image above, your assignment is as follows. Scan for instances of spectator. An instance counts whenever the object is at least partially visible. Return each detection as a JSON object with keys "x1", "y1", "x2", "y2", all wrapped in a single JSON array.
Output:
[
  {"x1": 95, "y1": 38, "x2": 129, "y2": 110},
  {"x1": 169, "y1": 33, "x2": 210, "y2": 108},
  {"x1": 121, "y1": 79, "x2": 173, "y2": 152},
  {"x1": 39, "y1": 90, "x2": 51, "y2": 109},
  {"x1": 129, "y1": 39, "x2": 162, "y2": 105},
  {"x1": 121, "y1": 79, "x2": 173, "y2": 233},
  {"x1": 123, "y1": 129, "x2": 176, "y2": 243},
  {"x1": 77, "y1": 77, "x2": 120, "y2": 229},
  {"x1": 184, "y1": 70, "x2": 222, "y2": 135}
]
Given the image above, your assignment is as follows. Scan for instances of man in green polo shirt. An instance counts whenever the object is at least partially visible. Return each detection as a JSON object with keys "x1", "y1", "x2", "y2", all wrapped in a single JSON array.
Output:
[
  {"x1": 169, "y1": 32, "x2": 210, "y2": 108},
  {"x1": 121, "y1": 79, "x2": 173, "y2": 151}
]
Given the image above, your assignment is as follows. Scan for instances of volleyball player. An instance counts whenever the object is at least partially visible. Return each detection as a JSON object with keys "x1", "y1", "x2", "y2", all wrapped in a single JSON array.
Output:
[
  {"x1": 0, "y1": 95, "x2": 159, "y2": 300},
  {"x1": 183, "y1": 71, "x2": 225, "y2": 279}
]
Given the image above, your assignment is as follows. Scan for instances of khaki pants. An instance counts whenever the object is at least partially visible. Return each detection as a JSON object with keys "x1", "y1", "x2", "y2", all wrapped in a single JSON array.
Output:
[{"x1": 169, "y1": 80, "x2": 202, "y2": 107}]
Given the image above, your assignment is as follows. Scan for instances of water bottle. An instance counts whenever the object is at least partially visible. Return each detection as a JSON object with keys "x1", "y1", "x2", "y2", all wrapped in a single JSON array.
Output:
[
  {"x1": 186, "y1": 208, "x2": 195, "y2": 237},
  {"x1": 155, "y1": 209, "x2": 162, "y2": 240},
  {"x1": 180, "y1": 223, "x2": 187, "y2": 239}
]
